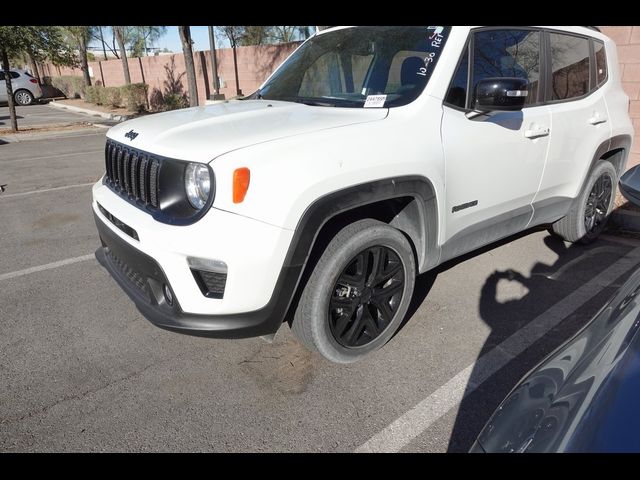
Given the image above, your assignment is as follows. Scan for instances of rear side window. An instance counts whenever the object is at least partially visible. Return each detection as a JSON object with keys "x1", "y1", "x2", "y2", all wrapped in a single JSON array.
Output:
[
  {"x1": 472, "y1": 29, "x2": 541, "y2": 106},
  {"x1": 10, "y1": 71, "x2": 20, "y2": 79},
  {"x1": 549, "y1": 33, "x2": 591, "y2": 101},
  {"x1": 594, "y1": 40, "x2": 607, "y2": 86}
]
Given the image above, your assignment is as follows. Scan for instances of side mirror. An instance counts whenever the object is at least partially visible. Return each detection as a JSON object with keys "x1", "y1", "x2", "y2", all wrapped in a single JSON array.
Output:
[
  {"x1": 474, "y1": 77, "x2": 529, "y2": 112},
  {"x1": 619, "y1": 165, "x2": 640, "y2": 207}
]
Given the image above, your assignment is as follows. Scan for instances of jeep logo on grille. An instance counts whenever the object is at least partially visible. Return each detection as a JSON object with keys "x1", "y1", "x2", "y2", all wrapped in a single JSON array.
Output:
[{"x1": 125, "y1": 130, "x2": 139, "y2": 141}]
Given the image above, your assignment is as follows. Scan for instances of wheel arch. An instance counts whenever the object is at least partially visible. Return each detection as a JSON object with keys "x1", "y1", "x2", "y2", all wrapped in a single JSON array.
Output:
[
  {"x1": 281, "y1": 175, "x2": 440, "y2": 324},
  {"x1": 579, "y1": 135, "x2": 633, "y2": 196}
]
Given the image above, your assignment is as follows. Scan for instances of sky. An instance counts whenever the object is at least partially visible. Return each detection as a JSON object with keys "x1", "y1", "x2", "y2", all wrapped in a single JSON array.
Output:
[{"x1": 162, "y1": 26, "x2": 225, "y2": 52}]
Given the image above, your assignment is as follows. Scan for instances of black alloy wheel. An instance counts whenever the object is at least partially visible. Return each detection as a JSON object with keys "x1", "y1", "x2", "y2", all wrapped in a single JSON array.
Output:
[
  {"x1": 329, "y1": 246, "x2": 405, "y2": 348},
  {"x1": 584, "y1": 172, "x2": 613, "y2": 237}
]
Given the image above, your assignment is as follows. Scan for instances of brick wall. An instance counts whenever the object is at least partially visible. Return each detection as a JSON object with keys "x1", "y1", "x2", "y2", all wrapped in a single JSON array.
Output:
[
  {"x1": 44, "y1": 42, "x2": 301, "y2": 106},
  {"x1": 599, "y1": 26, "x2": 640, "y2": 169}
]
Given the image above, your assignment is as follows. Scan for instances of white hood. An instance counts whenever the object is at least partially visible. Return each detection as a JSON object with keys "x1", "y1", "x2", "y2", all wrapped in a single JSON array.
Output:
[{"x1": 106, "y1": 99, "x2": 388, "y2": 163}]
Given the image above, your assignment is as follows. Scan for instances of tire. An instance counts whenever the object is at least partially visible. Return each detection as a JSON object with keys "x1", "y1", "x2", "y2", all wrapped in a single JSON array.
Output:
[
  {"x1": 14, "y1": 89, "x2": 34, "y2": 106},
  {"x1": 551, "y1": 161, "x2": 617, "y2": 244},
  {"x1": 292, "y1": 219, "x2": 416, "y2": 363}
]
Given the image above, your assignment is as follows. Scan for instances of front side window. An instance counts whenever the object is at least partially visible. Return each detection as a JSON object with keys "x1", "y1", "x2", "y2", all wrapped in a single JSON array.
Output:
[
  {"x1": 259, "y1": 26, "x2": 451, "y2": 108},
  {"x1": 445, "y1": 46, "x2": 469, "y2": 108},
  {"x1": 472, "y1": 29, "x2": 541, "y2": 106},
  {"x1": 549, "y1": 33, "x2": 591, "y2": 101}
]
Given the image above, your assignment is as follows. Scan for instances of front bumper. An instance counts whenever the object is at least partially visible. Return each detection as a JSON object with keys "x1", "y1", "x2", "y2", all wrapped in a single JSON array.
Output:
[{"x1": 94, "y1": 211, "x2": 302, "y2": 338}]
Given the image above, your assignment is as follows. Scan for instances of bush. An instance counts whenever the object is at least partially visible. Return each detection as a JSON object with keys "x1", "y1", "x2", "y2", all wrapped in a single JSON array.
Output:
[
  {"x1": 149, "y1": 88, "x2": 164, "y2": 112},
  {"x1": 50, "y1": 75, "x2": 92, "y2": 99},
  {"x1": 163, "y1": 93, "x2": 189, "y2": 111},
  {"x1": 121, "y1": 83, "x2": 148, "y2": 112},
  {"x1": 84, "y1": 85, "x2": 103, "y2": 104},
  {"x1": 99, "y1": 87, "x2": 122, "y2": 108}
]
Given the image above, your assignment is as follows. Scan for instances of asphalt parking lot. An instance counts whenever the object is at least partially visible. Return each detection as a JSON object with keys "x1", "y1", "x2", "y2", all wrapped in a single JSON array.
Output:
[
  {"x1": 2, "y1": 121, "x2": 640, "y2": 452},
  {"x1": 0, "y1": 103, "x2": 100, "y2": 130}
]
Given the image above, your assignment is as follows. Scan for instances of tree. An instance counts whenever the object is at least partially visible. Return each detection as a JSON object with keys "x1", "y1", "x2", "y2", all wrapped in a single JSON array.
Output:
[
  {"x1": 63, "y1": 26, "x2": 94, "y2": 87},
  {"x1": 130, "y1": 26, "x2": 166, "y2": 56},
  {"x1": 97, "y1": 26, "x2": 108, "y2": 60},
  {"x1": 239, "y1": 26, "x2": 270, "y2": 46},
  {"x1": 90, "y1": 26, "x2": 119, "y2": 59},
  {"x1": 216, "y1": 26, "x2": 244, "y2": 96},
  {"x1": 113, "y1": 26, "x2": 131, "y2": 84},
  {"x1": 0, "y1": 26, "x2": 75, "y2": 132},
  {"x1": 178, "y1": 26, "x2": 199, "y2": 107},
  {"x1": 270, "y1": 26, "x2": 299, "y2": 43}
]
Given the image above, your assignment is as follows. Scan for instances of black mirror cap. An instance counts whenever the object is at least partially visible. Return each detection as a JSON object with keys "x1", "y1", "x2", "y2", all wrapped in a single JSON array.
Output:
[
  {"x1": 474, "y1": 77, "x2": 529, "y2": 112},
  {"x1": 619, "y1": 165, "x2": 640, "y2": 207}
]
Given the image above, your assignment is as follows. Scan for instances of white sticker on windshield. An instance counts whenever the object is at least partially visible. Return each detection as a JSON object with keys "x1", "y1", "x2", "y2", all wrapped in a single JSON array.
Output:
[{"x1": 364, "y1": 95, "x2": 387, "y2": 108}]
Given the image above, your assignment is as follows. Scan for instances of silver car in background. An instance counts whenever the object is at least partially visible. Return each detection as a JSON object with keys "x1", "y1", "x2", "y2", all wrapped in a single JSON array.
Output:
[{"x1": 0, "y1": 69, "x2": 43, "y2": 105}]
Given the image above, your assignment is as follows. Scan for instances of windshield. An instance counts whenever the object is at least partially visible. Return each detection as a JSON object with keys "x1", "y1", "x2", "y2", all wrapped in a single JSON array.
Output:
[{"x1": 257, "y1": 26, "x2": 451, "y2": 108}]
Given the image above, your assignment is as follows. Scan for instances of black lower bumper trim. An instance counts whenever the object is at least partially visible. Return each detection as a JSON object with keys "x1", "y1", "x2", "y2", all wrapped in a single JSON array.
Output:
[{"x1": 94, "y1": 211, "x2": 301, "y2": 339}]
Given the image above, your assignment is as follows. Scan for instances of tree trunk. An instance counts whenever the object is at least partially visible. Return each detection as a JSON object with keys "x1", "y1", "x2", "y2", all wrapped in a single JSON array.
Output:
[
  {"x1": 1, "y1": 47, "x2": 18, "y2": 132},
  {"x1": 99, "y1": 26, "x2": 108, "y2": 60},
  {"x1": 115, "y1": 26, "x2": 131, "y2": 84},
  {"x1": 179, "y1": 26, "x2": 199, "y2": 107},
  {"x1": 28, "y1": 53, "x2": 41, "y2": 84},
  {"x1": 110, "y1": 29, "x2": 120, "y2": 59},
  {"x1": 232, "y1": 44, "x2": 241, "y2": 96},
  {"x1": 78, "y1": 33, "x2": 92, "y2": 87}
]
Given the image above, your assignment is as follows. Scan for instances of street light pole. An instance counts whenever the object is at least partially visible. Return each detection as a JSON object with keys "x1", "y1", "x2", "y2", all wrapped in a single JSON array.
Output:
[{"x1": 208, "y1": 26, "x2": 225, "y2": 100}]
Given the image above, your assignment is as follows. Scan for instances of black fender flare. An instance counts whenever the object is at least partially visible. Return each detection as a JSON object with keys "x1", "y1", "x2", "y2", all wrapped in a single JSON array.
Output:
[{"x1": 286, "y1": 175, "x2": 440, "y2": 272}]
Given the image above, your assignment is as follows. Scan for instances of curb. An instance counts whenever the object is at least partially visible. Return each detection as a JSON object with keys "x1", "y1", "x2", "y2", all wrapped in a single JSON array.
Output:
[
  {"x1": 610, "y1": 208, "x2": 640, "y2": 232},
  {"x1": 48, "y1": 100, "x2": 131, "y2": 122}
]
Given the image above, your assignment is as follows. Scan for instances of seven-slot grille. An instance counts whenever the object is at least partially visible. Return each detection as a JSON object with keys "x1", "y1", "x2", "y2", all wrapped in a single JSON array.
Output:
[{"x1": 104, "y1": 140, "x2": 160, "y2": 208}]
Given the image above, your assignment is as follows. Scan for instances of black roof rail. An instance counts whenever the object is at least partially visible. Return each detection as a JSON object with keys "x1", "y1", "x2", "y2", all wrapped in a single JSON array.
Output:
[{"x1": 583, "y1": 26, "x2": 601, "y2": 32}]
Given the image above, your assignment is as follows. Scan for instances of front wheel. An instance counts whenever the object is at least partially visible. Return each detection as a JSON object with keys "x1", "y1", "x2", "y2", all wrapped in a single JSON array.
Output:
[
  {"x1": 292, "y1": 219, "x2": 416, "y2": 363},
  {"x1": 14, "y1": 89, "x2": 35, "y2": 106},
  {"x1": 551, "y1": 161, "x2": 617, "y2": 244}
]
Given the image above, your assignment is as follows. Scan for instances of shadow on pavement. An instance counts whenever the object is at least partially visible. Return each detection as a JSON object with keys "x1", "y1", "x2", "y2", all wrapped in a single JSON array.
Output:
[{"x1": 442, "y1": 232, "x2": 636, "y2": 452}]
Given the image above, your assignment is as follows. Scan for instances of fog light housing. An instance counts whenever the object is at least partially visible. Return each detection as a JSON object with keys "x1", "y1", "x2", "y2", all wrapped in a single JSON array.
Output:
[
  {"x1": 187, "y1": 257, "x2": 228, "y2": 299},
  {"x1": 163, "y1": 284, "x2": 174, "y2": 306}
]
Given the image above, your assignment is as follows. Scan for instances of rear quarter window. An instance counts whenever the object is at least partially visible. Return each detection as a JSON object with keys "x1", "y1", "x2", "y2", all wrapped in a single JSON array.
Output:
[{"x1": 594, "y1": 40, "x2": 607, "y2": 87}]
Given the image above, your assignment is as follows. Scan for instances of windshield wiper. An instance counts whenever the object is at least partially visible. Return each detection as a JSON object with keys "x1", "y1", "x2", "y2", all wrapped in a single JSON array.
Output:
[{"x1": 271, "y1": 96, "x2": 337, "y2": 107}]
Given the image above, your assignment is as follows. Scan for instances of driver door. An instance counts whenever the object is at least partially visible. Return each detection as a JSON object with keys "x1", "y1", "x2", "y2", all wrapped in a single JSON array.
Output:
[{"x1": 440, "y1": 28, "x2": 551, "y2": 261}]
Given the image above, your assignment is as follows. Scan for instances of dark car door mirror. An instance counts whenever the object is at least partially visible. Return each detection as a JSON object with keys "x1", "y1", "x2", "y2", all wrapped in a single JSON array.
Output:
[
  {"x1": 619, "y1": 165, "x2": 640, "y2": 207},
  {"x1": 474, "y1": 78, "x2": 529, "y2": 112}
]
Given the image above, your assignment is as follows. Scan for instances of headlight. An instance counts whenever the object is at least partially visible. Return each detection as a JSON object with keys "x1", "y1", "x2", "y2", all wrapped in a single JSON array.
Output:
[{"x1": 185, "y1": 163, "x2": 211, "y2": 209}]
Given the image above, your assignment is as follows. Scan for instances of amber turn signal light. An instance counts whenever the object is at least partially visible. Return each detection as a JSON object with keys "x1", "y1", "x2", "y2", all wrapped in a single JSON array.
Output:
[{"x1": 233, "y1": 168, "x2": 251, "y2": 203}]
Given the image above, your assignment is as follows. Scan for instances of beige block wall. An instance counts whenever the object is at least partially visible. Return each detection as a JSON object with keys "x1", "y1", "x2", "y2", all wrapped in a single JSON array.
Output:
[
  {"x1": 599, "y1": 26, "x2": 640, "y2": 169},
  {"x1": 47, "y1": 42, "x2": 301, "y2": 106}
]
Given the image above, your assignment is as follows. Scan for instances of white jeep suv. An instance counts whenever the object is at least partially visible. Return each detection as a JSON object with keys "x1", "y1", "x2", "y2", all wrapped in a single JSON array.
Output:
[{"x1": 92, "y1": 26, "x2": 635, "y2": 363}]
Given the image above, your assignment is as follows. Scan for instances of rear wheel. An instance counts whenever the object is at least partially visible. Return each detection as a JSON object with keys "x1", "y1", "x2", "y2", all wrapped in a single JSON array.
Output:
[
  {"x1": 292, "y1": 219, "x2": 416, "y2": 363},
  {"x1": 551, "y1": 161, "x2": 617, "y2": 244},
  {"x1": 14, "y1": 89, "x2": 34, "y2": 106}
]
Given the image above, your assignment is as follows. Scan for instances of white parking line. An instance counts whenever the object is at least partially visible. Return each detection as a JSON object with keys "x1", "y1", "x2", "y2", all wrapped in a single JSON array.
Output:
[
  {"x1": 0, "y1": 254, "x2": 95, "y2": 282},
  {"x1": 355, "y1": 246, "x2": 640, "y2": 453},
  {"x1": 0, "y1": 182, "x2": 95, "y2": 199},
  {"x1": 1, "y1": 149, "x2": 103, "y2": 164}
]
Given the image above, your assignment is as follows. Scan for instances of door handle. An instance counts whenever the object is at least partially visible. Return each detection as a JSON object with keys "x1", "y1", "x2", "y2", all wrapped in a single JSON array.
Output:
[
  {"x1": 524, "y1": 127, "x2": 550, "y2": 139},
  {"x1": 588, "y1": 113, "x2": 608, "y2": 125}
]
